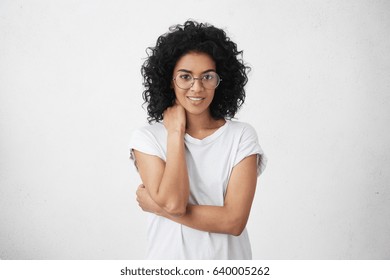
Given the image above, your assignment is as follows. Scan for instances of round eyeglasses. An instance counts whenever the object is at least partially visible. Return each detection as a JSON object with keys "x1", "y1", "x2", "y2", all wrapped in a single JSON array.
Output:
[{"x1": 173, "y1": 72, "x2": 222, "y2": 90}]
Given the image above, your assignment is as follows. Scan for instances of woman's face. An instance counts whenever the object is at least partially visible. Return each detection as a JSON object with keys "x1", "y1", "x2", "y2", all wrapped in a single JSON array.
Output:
[{"x1": 172, "y1": 52, "x2": 217, "y2": 117}]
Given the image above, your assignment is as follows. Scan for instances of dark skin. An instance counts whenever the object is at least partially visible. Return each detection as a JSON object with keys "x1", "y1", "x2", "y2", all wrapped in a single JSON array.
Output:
[{"x1": 134, "y1": 52, "x2": 258, "y2": 236}]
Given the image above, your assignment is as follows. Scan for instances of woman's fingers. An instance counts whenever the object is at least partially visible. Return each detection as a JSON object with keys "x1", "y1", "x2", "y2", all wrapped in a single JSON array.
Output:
[
  {"x1": 136, "y1": 184, "x2": 144, "y2": 206},
  {"x1": 163, "y1": 102, "x2": 186, "y2": 133}
]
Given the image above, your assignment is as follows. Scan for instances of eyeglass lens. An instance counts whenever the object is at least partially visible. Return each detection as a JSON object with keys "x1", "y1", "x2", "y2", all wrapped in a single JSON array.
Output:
[{"x1": 174, "y1": 72, "x2": 220, "y2": 89}]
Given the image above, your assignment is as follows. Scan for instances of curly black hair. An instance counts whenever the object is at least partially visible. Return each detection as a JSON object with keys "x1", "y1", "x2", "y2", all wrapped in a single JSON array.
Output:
[{"x1": 141, "y1": 20, "x2": 250, "y2": 123}]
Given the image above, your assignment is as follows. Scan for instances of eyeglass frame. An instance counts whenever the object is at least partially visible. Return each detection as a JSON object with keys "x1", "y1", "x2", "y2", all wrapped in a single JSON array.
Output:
[{"x1": 172, "y1": 71, "x2": 222, "y2": 90}]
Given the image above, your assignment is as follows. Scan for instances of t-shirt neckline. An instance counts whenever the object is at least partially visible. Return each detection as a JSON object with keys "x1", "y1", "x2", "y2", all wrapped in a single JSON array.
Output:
[{"x1": 184, "y1": 120, "x2": 229, "y2": 145}]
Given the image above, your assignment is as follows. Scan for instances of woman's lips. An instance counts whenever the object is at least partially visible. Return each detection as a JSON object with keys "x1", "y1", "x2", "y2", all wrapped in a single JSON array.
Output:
[{"x1": 187, "y1": 96, "x2": 205, "y2": 101}]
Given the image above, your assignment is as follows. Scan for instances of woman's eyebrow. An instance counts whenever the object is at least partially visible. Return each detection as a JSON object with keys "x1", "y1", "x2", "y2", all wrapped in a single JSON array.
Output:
[
  {"x1": 177, "y1": 69, "x2": 216, "y2": 73},
  {"x1": 177, "y1": 69, "x2": 192, "y2": 73}
]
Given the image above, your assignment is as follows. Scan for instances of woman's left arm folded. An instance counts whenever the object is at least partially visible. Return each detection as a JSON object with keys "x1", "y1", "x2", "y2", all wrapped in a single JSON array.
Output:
[{"x1": 136, "y1": 154, "x2": 258, "y2": 236}]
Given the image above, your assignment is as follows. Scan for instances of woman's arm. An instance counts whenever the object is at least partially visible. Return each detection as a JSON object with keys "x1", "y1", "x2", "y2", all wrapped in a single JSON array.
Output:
[
  {"x1": 136, "y1": 154, "x2": 258, "y2": 236},
  {"x1": 134, "y1": 102, "x2": 189, "y2": 217}
]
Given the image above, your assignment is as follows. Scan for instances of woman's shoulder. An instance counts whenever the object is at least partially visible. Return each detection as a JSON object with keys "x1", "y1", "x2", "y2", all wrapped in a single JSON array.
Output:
[
  {"x1": 129, "y1": 122, "x2": 167, "y2": 161},
  {"x1": 227, "y1": 120, "x2": 257, "y2": 134},
  {"x1": 225, "y1": 120, "x2": 260, "y2": 144}
]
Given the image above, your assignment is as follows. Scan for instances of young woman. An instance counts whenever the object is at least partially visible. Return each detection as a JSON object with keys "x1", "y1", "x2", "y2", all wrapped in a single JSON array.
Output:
[{"x1": 129, "y1": 21, "x2": 267, "y2": 259}]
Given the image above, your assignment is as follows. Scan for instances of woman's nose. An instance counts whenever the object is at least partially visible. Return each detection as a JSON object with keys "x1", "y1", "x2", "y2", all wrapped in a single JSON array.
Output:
[{"x1": 190, "y1": 78, "x2": 204, "y2": 91}]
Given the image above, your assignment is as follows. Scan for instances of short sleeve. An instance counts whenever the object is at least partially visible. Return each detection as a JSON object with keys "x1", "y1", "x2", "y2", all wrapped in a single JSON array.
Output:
[
  {"x1": 233, "y1": 124, "x2": 267, "y2": 177},
  {"x1": 128, "y1": 127, "x2": 166, "y2": 171}
]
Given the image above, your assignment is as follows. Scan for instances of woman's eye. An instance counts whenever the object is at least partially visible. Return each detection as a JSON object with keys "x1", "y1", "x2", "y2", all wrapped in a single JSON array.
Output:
[
  {"x1": 179, "y1": 74, "x2": 192, "y2": 80},
  {"x1": 202, "y1": 74, "x2": 215, "y2": 80}
]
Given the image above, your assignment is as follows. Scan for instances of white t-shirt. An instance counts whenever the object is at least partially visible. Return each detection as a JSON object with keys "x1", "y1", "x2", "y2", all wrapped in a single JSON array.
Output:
[{"x1": 129, "y1": 120, "x2": 267, "y2": 259}]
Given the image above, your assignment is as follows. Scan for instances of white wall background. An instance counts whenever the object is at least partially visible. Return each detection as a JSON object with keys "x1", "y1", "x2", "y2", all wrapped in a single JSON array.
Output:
[{"x1": 1, "y1": 0, "x2": 389, "y2": 259}]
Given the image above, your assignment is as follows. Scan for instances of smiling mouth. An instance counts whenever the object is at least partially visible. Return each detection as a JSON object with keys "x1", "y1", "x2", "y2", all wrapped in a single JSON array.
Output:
[{"x1": 187, "y1": 97, "x2": 205, "y2": 101}]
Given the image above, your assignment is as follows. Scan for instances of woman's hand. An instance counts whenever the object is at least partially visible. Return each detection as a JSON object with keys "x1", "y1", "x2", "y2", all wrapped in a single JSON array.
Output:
[
  {"x1": 163, "y1": 100, "x2": 186, "y2": 134},
  {"x1": 136, "y1": 184, "x2": 163, "y2": 215}
]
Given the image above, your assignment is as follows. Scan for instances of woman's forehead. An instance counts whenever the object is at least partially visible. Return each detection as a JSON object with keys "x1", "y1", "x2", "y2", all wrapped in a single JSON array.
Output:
[{"x1": 174, "y1": 52, "x2": 216, "y2": 72}]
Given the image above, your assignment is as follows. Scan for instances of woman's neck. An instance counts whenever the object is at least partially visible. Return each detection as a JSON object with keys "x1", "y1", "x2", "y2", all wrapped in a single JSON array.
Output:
[{"x1": 185, "y1": 112, "x2": 226, "y2": 139}]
